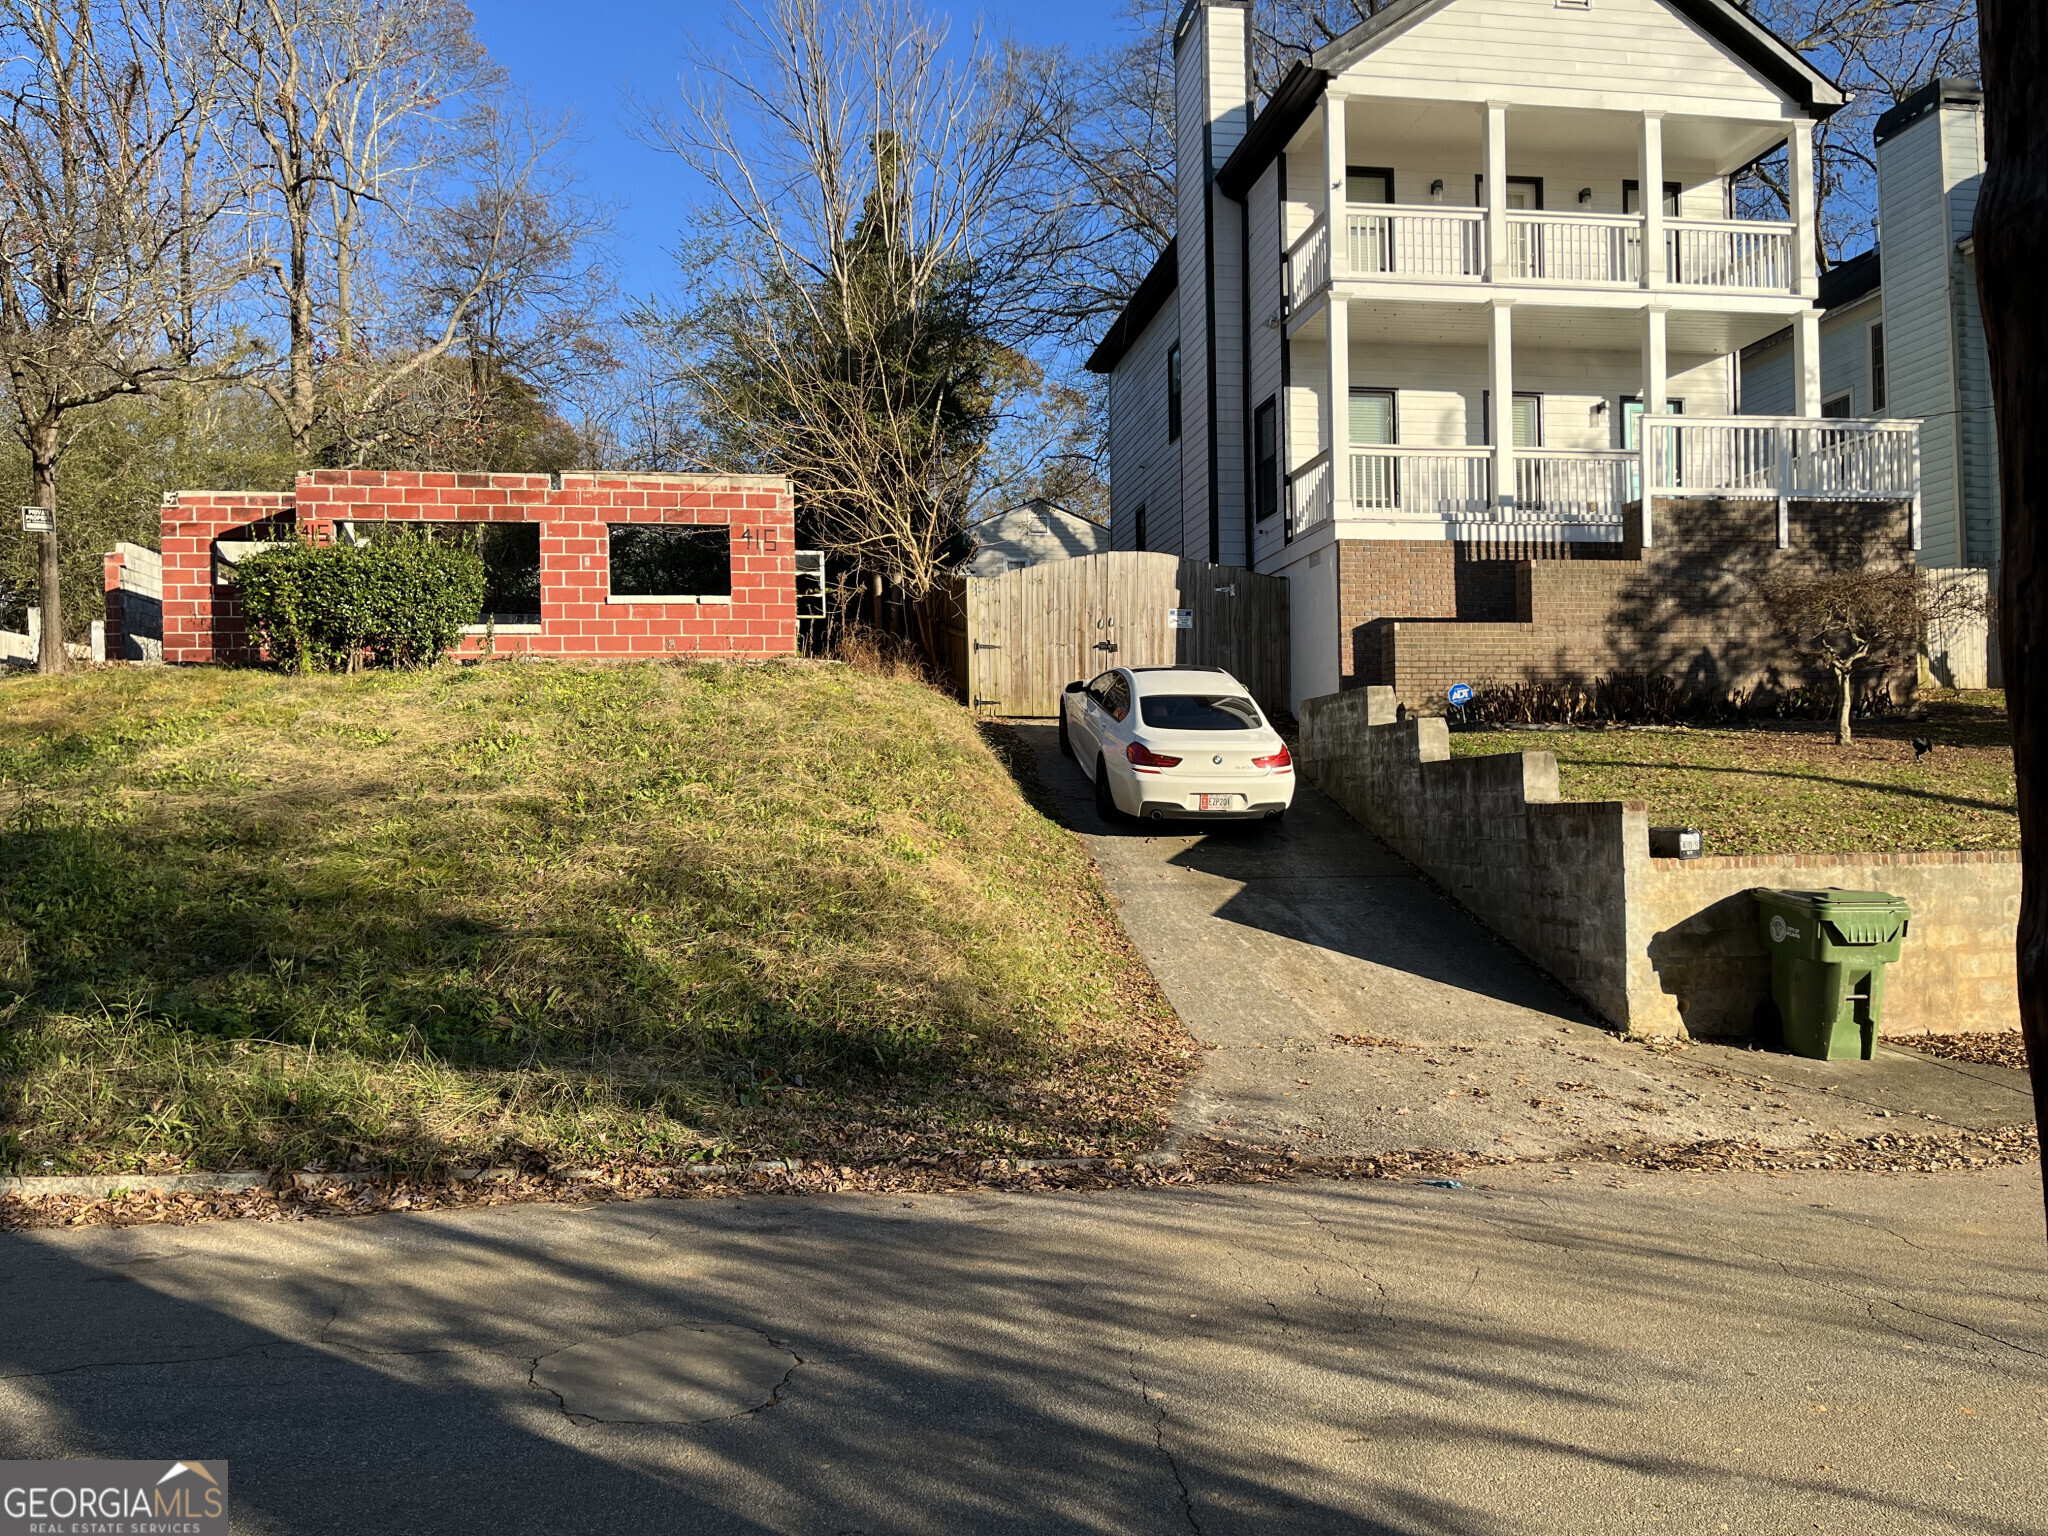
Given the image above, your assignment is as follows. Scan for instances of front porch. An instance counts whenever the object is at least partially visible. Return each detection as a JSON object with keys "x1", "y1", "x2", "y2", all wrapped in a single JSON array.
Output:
[{"x1": 1285, "y1": 415, "x2": 1923, "y2": 547}]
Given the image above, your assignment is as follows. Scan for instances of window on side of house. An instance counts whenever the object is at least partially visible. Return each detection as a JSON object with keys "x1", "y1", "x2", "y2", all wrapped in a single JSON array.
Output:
[
  {"x1": 1869, "y1": 323, "x2": 1887, "y2": 411},
  {"x1": 607, "y1": 524, "x2": 732, "y2": 599},
  {"x1": 1478, "y1": 391, "x2": 1543, "y2": 446},
  {"x1": 1622, "y1": 180, "x2": 1683, "y2": 217},
  {"x1": 1821, "y1": 392, "x2": 1854, "y2": 419},
  {"x1": 1253, "y1": 397, "x2": 1279, "y2": 522},
  {"x1": 1346, "y1": 166, "x2": 1395, "y2": 205},
  {"x1": 1166, "y1": 343, "x2": 1183, "y2": 442},
  {"x1": 346, "y1": 520, "x2": 541, "y2": 626},
  {"x1": 1132, "y1": 503, "x2": 1148, "y2": 552}
]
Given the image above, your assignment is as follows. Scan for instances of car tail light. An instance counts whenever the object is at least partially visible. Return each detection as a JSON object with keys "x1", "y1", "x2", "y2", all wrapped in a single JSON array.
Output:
[
  {"x1": 1126, "y1": 741, "x2": 1182, "y2": 770},
  {"x1": 1253, "y1": 745, "x2": 1293, "y2": 771}
]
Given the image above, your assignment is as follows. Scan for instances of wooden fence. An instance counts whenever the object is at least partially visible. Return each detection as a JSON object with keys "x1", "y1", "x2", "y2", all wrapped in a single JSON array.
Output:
[{"x1": 949, "y1": 552, "x2": 1290, "y2": 720}]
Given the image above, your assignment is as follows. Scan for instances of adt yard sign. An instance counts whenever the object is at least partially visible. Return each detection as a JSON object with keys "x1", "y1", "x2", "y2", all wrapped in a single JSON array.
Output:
[
  {"x1": 1447, "y1": 683, "x2": 1473, "y2": 707},
  {"x1": 19, "y1": 507, "x2": 51, "y2": 533},
  {"x1": 1167, "y1": 608, "x2": 1193, "y2": 630}
]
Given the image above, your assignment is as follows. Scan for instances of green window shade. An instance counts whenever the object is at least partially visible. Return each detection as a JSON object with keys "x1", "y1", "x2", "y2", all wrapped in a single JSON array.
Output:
[{"x1": 1349, "y1": 390, "x2": 1395, "y2": 446}]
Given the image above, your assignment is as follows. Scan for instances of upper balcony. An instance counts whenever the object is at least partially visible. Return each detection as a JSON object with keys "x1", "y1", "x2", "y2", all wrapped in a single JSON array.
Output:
[
  {"x1": 1286, "y1": 204, "x2": 1797, "y2": 311},
  {"x1": 1272, "y1": 94, "x2": 1819, "y2": 318}
]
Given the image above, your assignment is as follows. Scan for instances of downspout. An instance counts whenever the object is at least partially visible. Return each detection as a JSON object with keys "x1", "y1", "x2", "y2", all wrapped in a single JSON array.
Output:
[{"x1": 1203, "y1": 120, "x2": 1222, "y2": 565}]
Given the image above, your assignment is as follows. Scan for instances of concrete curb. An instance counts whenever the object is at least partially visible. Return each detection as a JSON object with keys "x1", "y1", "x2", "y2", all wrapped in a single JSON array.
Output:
[{"x1": 0, "y1": 1172, "x2": 273, "y2": 1198}]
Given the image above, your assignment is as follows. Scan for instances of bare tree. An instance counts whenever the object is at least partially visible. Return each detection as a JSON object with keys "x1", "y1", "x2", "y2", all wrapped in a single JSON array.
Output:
[
  {"x1": 1971, "y1": 0, "x2": 2046, "y2": 1234},
  {"x1": 641, "y1": 0, "x2": 1071, "y2": 622},
  {"x1": 1755, "y1": 567, "x2": 1984, "y2": 745},
  {"x1": 0, "y1": 0, "x2": 246, "y2": 671},
  {"x1": 207, "y1": 0, "x2": 493, "y2": 459}
]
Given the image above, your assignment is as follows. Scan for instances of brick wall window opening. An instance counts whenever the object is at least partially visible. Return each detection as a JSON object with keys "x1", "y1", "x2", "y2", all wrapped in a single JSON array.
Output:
[
  {"x1": 346, "y1": 520, "x2": 541, "y2": 625},
  {"x1": 609, "y1": 524, "x2": 732, "y2": 600}
]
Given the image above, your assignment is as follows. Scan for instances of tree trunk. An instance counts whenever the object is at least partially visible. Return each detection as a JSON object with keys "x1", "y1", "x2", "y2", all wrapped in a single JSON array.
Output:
[
  {"x1": 31, "y1": 426, "x2": 64, "y2": 676},
  {"x1": 1973, "y1": 0, "x2": 2048, "y2": 1239},
  {"x1": 1835, "y1": 673, "x2": 1852, "y2": 747}
]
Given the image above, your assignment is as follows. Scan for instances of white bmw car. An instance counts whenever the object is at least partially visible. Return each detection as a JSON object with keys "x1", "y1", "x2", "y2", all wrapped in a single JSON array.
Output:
[{"x1": 1060, "y1": 665, "x2": 1294, "y2": 825}]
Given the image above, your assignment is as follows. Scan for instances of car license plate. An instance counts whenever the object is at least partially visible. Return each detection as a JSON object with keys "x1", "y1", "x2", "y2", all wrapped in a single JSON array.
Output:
[{"x1": 1195, "y1": 794, "x2": 1244, "y2": 811}]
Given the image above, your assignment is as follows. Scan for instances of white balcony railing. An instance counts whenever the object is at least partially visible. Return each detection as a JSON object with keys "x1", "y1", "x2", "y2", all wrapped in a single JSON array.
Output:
[
  {"x1": 1504, "y1": 212, "x2": 1642, "y2": 286},
  {"x1": 1664, "y1": 219, "x2": 1795, "y2": 292},
  {"x1": 1286, "y1": 449, "x2": 1333, "y2": 539},
  {"x1": 1286, "y1": 216, "x2": 1329, "y2": 313},
  {"x1": 1345, "y1": 207, "x2": 1485, "y2": 282},
  {"x1": 1641, "y1": 415, "x2": 1922, "y2": 548},
  {"x1": 1348, "y1": 447, "x2": 1493, "y2": 519},
  {"x1": 1514, "y1": 449, "x2": 1637, "y2": 523}
]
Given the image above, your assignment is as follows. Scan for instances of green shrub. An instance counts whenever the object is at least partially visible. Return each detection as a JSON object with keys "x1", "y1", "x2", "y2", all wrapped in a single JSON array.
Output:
[{"x1": 236, "y1": 535, "x2": 487, "y2": 672}]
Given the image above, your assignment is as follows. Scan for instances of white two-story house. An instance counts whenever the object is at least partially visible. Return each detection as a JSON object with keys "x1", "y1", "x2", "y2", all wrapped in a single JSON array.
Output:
[{"x1": 1086, "y1": 0, "x2": 1923, "y2": 711}]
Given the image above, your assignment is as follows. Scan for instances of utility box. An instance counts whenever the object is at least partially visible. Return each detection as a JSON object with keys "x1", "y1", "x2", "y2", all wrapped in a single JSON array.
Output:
[{"x1": 1754, "y1": 888, "x2": 1912, "y2": 1060}]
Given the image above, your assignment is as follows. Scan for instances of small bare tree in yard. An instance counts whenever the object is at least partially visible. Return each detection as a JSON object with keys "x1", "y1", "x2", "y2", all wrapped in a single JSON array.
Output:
[
  {"x1": 641, "y1": 0, "x2": 1071, "y2": 643},
  {"x1": 0, "y1": 0, "x2": 245, "y2": 672},
  {"x1": 1755, "y1": 568, "x2": 1984, "y2": 746}
]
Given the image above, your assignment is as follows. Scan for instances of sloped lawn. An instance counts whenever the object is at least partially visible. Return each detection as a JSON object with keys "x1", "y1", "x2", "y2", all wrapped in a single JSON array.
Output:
[
  {"x1": 0, "y1": 660, "x2": 1186, "y2": 1175},
  {"x1": 1446, "y1": 692, "x2": 2016, "y2": 856}
]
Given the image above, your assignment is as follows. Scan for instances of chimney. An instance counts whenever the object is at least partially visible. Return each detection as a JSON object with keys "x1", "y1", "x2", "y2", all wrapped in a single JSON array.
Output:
[{"x1": 1172, "y1": 0, "x2": 1253, "y2": 566}]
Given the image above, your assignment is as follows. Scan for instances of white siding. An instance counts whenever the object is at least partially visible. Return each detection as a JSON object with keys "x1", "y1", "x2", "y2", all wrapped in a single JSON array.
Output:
[
  {"x1": 1875, "y1": 107, "x2": 1961, "y2": 565},
  {"x1": 1270, "y1": 541, "x2": 1340, "y2": 713},
  {"x1": 1247, "y1": 162, "x2": 1290, "y2": 572},
  {"x1": 1337, "y1": 0, "x2": 1793, "y2": 117},
  {"x1": 1743, "y1": 294, "x2": 1878, "y2": 416},
  {"x1": 1108, "y1": 298, "x2": 1184, "y2": 556},
  {"x1": 965, "y1": 507, "x2": 1111, "y2": 576}
]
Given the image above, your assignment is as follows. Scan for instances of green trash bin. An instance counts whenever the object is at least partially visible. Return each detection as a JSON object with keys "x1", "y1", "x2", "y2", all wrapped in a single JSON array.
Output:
[{"x1": 1754, "y1": 888, "x2": 1912, "y2": 1060}]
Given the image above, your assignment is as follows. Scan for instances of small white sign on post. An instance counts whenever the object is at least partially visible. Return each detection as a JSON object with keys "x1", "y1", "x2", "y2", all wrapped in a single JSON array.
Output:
[
  {"x1": 21, "y1": 506, "x2": 53, "y2": 533},
  {"x1": 1167, "y1": 608, "x2": 1193, "y2": 630}
]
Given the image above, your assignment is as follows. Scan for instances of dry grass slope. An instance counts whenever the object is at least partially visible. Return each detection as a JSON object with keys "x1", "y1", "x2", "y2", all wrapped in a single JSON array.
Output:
[{"x1": 0, "y1": 660, "x2": 1187, "y2": 1175}]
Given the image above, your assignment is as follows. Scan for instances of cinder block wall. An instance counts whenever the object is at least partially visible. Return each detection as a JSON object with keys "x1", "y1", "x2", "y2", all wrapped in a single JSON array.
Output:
[
  {"x1": 1300, "y1": 684, "x2": 2019, "y2": 1038},
  {"x1": 159, "y1": 471, "x2": 797, "y2": 665},
  {"x1": 1341, "y1": 498, "x2": 1916, "y2": 711}
]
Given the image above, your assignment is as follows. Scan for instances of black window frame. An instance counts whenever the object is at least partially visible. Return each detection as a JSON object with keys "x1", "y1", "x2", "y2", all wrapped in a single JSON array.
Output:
[
  {"x1": 1132, "y1": 502, "x2": 1148, "y2": 552},
  {"x1": 606, "y1": 522, "x2": 733, "y2": 600},
  {"x1": 1166, "y1": 343, "x2": 1183, "y2": 443},
  {"x1": 1869, "y1": 323, "x2": 1888, "y2": 411},
  {"x1": 1476, "y1": 174, "x2": 1544, "y2": 210},
  {"x1": 1622, "y1": 179, "x2": 1683, "y2": 217},
  {"x1": 1253, "y1": 396, "x2": 1279, "y2": 523},
  {"x1": 1345, "y1": 164, "x2": 1396, "y2": 205}
]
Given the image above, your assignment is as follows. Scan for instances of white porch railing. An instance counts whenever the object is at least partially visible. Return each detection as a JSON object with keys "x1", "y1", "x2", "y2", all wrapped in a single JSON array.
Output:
[
  {"x1": 1503, "y1": 212, "x2": 1641, "y2": 286},
  {"x1": 1286, "y1": 216, "x2": 1329, "y2": 312},
  {"x1": 1345, "y1": 207, "x2": 1485, "y2": 282},
  {"x1": 1348, "y1": 447, "x2": 1493, "y2": 519},
  {"x1": 1513, "y1": 449, "x2": 1637, "y2": 523},
  {"x1": 1286, "y1": 449, "x2": 1333, "y2": 539},
  {"x1": 1641, "y1": 415, "x2": 1922, "y2": 548},
  {"x1": 1664, "y1": 219, "x2": 1796, "y2": 292}
]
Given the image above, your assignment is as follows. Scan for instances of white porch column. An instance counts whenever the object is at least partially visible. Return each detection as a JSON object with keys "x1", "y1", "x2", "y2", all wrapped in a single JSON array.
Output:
[
  {"x1": 1483, "y1": 101, "x2": 1508, "y2": 282},
  {"x1": 1638, "y1": 110, "x2": 1666, "y2": 288},
  {"x1": 1793, "y1": 307, "x2": 1823, "y2": 417},
  {"x1": 1327, "y1": 299, "x2": 1349, "y2": 502},
  {"x1": 1489, "y1": 299, "x2": 1515, "y2": 514},
  {"x1": 1324, "y1": 92, "x2": 1347, "y2": 280},
  {"x1": 1786, "y1": 119, "x2": 1817, "y2": 299},
  {"x1": 1642, "y1": 304, "x2": 1669, "y2": 415}
]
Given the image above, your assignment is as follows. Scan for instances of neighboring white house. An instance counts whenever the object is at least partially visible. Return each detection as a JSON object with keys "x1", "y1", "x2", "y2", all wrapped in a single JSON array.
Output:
[
  {"x1": 1087, "y1": 0, "x2": 1922, "y2": 712},
  {"x1": 1741, "y1": 79, "x2": 1997, "y2": 572},
  {"x1": 963, "y1": 500, "x2": 1110, "y2": 576}
]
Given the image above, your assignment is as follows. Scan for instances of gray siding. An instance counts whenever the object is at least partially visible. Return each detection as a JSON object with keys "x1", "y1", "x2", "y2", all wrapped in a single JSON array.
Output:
[{"x1": 1246, "y1": 161, "x2": 1289, "y2": 573}]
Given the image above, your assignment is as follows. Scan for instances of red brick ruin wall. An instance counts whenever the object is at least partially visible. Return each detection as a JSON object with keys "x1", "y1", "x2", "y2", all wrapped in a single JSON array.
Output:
[{"x1": 160, "y1": 470, "x2": 797, "y2": 665}]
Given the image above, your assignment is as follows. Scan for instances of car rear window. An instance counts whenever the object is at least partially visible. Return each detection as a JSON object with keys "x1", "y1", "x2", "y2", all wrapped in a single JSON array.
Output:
[{"x1": 1139, "y1": 694, "x2": 1261, "y2": 730}]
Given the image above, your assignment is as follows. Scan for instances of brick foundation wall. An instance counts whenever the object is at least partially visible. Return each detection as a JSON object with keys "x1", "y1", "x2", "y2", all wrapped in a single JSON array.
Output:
[
  {"x1": 1347, "y1": 498, "x2": 1914, "y2": 710},
  {"x1": 159, "y1": 471, "x2": 797, "y2": 665}
]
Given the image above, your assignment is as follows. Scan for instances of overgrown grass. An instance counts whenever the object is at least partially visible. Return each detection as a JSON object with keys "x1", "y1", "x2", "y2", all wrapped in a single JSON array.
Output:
[
  {"x1": 1447, "y1": 691, "x2": 2016, "y2": 856},
  {"x1": 0, "y1": 661, "x2": 1186, "y2": 1175}
]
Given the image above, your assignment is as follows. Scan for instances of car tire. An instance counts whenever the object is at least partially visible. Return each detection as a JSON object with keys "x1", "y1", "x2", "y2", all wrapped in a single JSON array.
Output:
[
  {"x1": 1058, "y1": 707, "x2": 1073, "y2": 758},
  {"x1": 1094, "y1": 756, "x2": 1122, "y2": 823}
]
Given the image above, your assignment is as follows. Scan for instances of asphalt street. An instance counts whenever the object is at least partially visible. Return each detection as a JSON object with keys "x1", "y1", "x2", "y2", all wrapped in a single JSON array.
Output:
[{"x1": 5, "y1": 1164, "x2": 2044, "y2": 1534}]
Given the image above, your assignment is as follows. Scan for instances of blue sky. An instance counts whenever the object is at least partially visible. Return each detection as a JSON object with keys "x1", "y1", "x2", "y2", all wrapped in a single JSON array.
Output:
[{"x1": 470, "y1": 0, "x2": 1130, "y2": 301}]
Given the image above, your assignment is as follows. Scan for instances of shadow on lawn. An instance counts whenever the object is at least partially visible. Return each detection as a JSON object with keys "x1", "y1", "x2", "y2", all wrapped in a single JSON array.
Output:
[{"x1": 1550, "y1": 755, "x2": 2014, "y2": 818}]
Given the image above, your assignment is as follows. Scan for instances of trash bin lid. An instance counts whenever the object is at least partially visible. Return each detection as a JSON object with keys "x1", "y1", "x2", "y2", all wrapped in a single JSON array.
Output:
[{"x1": 1759, "y1": 887, "x2": 1911, "y2": 944}]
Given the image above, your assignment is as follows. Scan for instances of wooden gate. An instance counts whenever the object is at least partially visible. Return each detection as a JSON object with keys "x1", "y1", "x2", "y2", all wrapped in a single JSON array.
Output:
[{"x1": 963, "y1": 552, "x2": 1289, "y2": 719}]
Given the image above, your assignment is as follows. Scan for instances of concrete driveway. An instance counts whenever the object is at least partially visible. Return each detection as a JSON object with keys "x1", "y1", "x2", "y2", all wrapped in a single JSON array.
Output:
[
  {"x1": 1008, "y1": 725, "x2": 2035, "y2": 1160},
  {"x1": 5, "y1": 1165, "x2": 2043, "y2": 1534}
]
